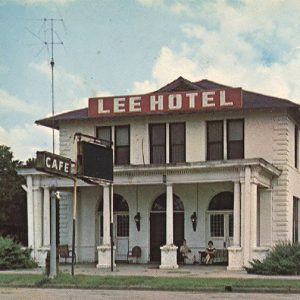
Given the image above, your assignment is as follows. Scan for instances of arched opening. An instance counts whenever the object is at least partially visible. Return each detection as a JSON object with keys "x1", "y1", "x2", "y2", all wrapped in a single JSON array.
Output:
[
  {"x1": 150, "y1": 193, "x2": 184, "y2": 262},
  {"x1": 207, "y1": 192, "x2": 233, "y2": 250},
  {"x1": 98, "y1": 194, "x2": 129, "y2": 261}
]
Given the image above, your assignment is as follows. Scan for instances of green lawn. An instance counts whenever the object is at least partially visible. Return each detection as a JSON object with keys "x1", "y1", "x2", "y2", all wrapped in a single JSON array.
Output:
[{"x1": 0, "y1": 273, "x2": 300, "y2": 291}]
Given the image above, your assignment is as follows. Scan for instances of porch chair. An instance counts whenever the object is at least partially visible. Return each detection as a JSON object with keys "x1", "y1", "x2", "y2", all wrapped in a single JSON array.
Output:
[
  {"x1": 58, "y1": 244, "x2": 76, "y2": 264},
  {"x1": 127, "y1": 246, "x2": 141, "y2": 263}
]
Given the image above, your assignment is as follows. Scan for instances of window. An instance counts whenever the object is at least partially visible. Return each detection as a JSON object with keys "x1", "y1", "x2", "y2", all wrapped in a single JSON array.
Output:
[
  {"x1": 210, "y1": 214, "x2": 224, "y2": 237},
  {"x1": 295, "y1": 125, "x2": 298, "y2": 168},
  {"x1": 170, "y1": 123, "x2": 185, "y2": 163},
  {"x1": 149, "y1": 124, "x2": 166, "y2": 164},
  {"x1": 207, "y1": 121, "x2": 223, "y2": 161},
  {"x1": 115, "y1": 125, "x2": 130, "y2": 165},
  {"x1": 117, "y1": 215, "x2": 129, "y2": 237},
  {"x1": 96, "y1": 126, "x2": 112, "y2": 147},
  {"x1": 208, "y1": 192, "x2": 233, "y2": 239},
  {"x1": 227, "y1": 119, "x2": 244, "y2": 159},
  {"x1": 293, "y1": 197, "x2": 299, "y2": 243}
]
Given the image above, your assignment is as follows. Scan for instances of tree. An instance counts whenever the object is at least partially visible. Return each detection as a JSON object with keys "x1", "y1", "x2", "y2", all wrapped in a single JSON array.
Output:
[{"x1": 0, "y1": 145, "x2": 27, "y2": 245}]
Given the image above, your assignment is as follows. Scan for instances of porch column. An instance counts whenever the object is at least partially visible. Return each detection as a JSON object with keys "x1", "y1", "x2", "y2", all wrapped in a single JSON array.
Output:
[
  {"x1": 233, "y1": 181, "x2": 241, "y2": 246},
  {"x1": 26, "y1": 176, "x2": 34, "y2": 253},
  {"x1": 97, "y1": 185, "x2": 116, "y2": 269},
  {"x1": 227, "y1": 179, "x2": 243, "y2": 270},
  {"x1": 166, "y1": 183, "x2": 173, "y2": 245},
  {"x1": 160, "y1": 183, "x2": 178, "y2": 269},
  {"x1": 103, "y1": 185, "x2": 110, "y2": 245},
  {"x1": 33, "y1": 183, "x2": 44, "y2": 265},
  {"x1": 243, "y1": 166, "x2": 251, "y2": 267},
  {"x1": 250, "y1": 179, "x2": 258, "y2": 250},
  {"x1": 43, "y1": 187, "x2": 50, "y2": 247}
]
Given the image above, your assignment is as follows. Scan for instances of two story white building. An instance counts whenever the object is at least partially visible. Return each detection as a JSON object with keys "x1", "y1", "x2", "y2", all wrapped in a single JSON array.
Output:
[{"x1": 20, "y1": 76, "x2": 300, "y2": 270}]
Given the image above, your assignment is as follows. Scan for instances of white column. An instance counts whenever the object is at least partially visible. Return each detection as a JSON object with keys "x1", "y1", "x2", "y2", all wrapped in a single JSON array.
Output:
[
  {"x1": 97, "y1": 185, "x2": 116, "y2": 269},
  {"x1": 160, "y1": 182, "x2": 178, "y2": 269},
  {"x1": 243, "y1": 166, "x2": 251, "y2": 266},
  {"x1": 103, "y1": 185, "x2": 110, "y2": 245},
  {"x1": 166, "y1": 183, "x2": 173, "y2": 245},
  {"x1": 27, "y1": 176, "x2": 34, "y2": 252},
  {"x1": 233, "y1": 181, "x2": 241, "y2": 246},
  {"x1": 33, "y1": 186, "x2": 43, "y2": 250},
  {"x1": 250, "y1": 180, "x2": 258, "y2": 249},
  {"x1": 43, "y1": 187, "x2": 50, "y2": 246}
]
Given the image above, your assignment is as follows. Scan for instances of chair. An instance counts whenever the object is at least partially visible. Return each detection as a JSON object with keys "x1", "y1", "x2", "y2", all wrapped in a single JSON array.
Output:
[
  {"x1": 127, "y1": 246, "x2": 141, "y2": 263},
  {"x1": 58, "y1": 244, "x2": 76, "y2": 264},
  {"x1": 199, "y1": 251, "x2": 208, "y2": 264}
]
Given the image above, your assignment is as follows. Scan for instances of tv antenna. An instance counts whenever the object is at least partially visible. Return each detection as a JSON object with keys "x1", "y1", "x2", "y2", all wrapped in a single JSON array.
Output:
[{"x1": 27, "y1": 18, "x2": 65, "y2": 154}]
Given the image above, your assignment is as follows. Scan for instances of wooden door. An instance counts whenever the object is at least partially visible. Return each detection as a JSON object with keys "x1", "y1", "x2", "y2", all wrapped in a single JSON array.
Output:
[
  {"x1": 150, "y1": 212, "x2": 184, "y2": 262},
  {"x1": 150, "y1": 213, "x2": 166, "y2": 262}
]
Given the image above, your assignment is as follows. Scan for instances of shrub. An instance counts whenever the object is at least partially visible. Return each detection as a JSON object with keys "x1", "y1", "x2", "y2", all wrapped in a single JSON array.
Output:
[
  {"x1": 0, "y1": 236, "x2": 37, "y2": 270},
  {"x1": 245, "y1": 241, "x2": 300, "y2": 275}
]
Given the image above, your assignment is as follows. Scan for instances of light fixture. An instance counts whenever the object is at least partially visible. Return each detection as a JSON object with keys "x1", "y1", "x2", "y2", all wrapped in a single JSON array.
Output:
[
  {"x1": 191, "y1": 211, "x2": 197, "y2": 231},
  {"x1": 134, "y1": 212, "x2": 141, "y2": 231}
]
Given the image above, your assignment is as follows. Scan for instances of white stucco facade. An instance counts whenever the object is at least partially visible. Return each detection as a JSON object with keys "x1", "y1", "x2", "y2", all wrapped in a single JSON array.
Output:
[{"x1": 19, "y1": 78, "x2": 300, "y2": 271}]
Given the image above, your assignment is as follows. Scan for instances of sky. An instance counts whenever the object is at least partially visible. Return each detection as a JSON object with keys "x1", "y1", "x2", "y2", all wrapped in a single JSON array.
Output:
[{"x1": 0, "y1": 0, "x2": 300, "y2": 162}]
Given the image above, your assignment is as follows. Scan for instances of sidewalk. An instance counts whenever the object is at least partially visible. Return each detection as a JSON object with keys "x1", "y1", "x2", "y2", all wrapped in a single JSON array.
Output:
[
  {"x1": 63, "y1": 263, "x2": 300, "y2": 280},
  {"x1": 5, "y1": 263, "x2": 298, "y2": 280}
]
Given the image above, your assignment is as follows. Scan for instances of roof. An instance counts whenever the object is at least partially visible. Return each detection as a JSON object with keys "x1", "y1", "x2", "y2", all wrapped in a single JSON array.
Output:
[{"x1": 36, "y1": 76, "x2": 300, "y2": 129}]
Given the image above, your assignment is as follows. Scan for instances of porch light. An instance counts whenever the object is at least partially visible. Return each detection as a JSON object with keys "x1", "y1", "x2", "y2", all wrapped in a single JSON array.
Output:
[
  {"x1": 134, "y1": 212, "x2": 141, "y2": 231},
  {"x1": 191, "y1": 212, "x2": 197, "y2": 231}
]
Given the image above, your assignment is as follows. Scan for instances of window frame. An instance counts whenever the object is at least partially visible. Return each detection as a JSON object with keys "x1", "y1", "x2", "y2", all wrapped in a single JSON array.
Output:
[
  {"x1": 115, "y1": 125, "x2": 130, "y2": 165},
  {"x1": 96, "y1": 126, "x2": 112, "y2": 147},
  {"x1": 295, "y1": 125, "x2": 298, "y2": 169},
  {"x1": 206, "y1": 120, "x2": 224, "y2": 161},
  {"x1": 227, "y1": 119, "x2": 244, "y2": 160},
  {"x1": 149, "y1": 123, "x2": 166, "y2": 164},
  {"x1": 169, "y1": 122, "x2": 186, "y2": 163}
]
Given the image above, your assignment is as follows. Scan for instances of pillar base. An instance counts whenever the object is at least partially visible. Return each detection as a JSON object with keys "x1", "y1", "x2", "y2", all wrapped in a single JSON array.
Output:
[
  {"x1": 159, "y1": 244, "x2": 178, "y2": 269},
  {"x1": 96, "y1": 244, "x2": 116, "y2": 269},
  {"x1": 36, "y1": 246, "x2": 50, "y2": 267},
  {"x1": 227, "y1": 246, "x2": 243, "y2": 270}
]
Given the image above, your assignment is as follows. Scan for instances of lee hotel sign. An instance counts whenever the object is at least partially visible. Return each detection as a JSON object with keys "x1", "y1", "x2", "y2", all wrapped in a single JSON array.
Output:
[{"x1": 88, "y1": 88, "x2": 243, "y2": 117}]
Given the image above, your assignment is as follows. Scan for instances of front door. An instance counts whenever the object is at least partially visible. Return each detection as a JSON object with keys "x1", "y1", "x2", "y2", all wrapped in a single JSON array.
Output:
[
  {"x1": 150, "y1": 212, "x2": 165, "y2": 262},
  {"x1": 150, "y1": 193, "x2": 185, "y2": 262},
  {"x1": 206, "y1": 212, "x2": 233, "y2": 249},
  {"x1": 150, "y1": 212, "x2": 184, "y2": 262},
  {"x1": 114, "y1": 213, "x2": 129, "y2": 261}
]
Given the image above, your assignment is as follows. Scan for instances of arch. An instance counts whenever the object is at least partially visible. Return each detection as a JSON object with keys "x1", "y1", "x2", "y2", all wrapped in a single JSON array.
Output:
[
  {"x1": 208, "y1": 191, "x2": 233, "y2": 210},
  {"x1": 150, "y1": 193, "x2": 184, "y2": 262},
  {"x1": 98, "y1": 193, "x2": 129, "y2": 212},
  {"x1": 151, "y1": 193, "x2": 184, "y2": 211}
]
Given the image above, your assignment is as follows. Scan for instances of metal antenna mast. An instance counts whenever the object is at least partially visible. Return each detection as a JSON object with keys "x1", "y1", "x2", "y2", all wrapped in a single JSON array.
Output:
[
  {"x1": 48, "y1": 18, "x2": 63, "y2": 154},
  {"x1": 27, "y1": 18, "x2": 64, "y2": 154}
]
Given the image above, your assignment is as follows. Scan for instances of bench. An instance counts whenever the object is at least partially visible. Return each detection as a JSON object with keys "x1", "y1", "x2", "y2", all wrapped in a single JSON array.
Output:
[
  {"x1": 58, "y1": 244, "x2": 76, "y2": 264},
  {"x1": 127, "y1": 246, "x2": 141, "y2": 263},
  {"x1": 199, "y1": 249, "x2": 228, "y2": 265}
]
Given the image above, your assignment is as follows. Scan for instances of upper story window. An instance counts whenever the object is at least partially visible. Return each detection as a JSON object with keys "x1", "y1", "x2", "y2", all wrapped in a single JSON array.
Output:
[
  {"x1": 115, "y1": 125, "x2": 130, "y2": 165},
  {"x1": 149, "y1": 124, "x2": 166, "y2": 164},
  {"x1": 170, "y1": 123, "x2": 185, "y2": 163},
  {"x1": 207, "y1": 121, "x2": 223, "y2": 161},
  {"x1": 227, "y1": 119, "x2": 244, "y2": 159},
  {"x1": 96, "y1": 126, "x2": 112, "y2": 146},
  {"x1": 207, "y1": 119, "x2": 244, "y2": 161}
]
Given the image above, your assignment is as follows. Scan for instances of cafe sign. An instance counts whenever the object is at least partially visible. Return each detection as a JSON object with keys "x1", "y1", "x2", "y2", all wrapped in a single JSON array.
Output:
[
  {"x1": 88, "y1": 87, "x2": 242, "y2": 117},
  {"x1": 36, "y1": 151, "x2": 72, "y2": 178}
]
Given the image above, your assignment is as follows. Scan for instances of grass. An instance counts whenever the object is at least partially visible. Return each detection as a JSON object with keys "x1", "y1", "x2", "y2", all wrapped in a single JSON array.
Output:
[{"x1": 1, "y1": 273, "x2": 300, "y2": 291}]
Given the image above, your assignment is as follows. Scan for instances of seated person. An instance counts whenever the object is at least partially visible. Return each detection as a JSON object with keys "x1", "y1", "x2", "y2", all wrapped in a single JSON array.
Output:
[
  {"x1": 205, "y1": 240, "x2": 216, "y2": 264},
  {"x1": 180, "y1": 239, "x2": 195, "y2": 263}
]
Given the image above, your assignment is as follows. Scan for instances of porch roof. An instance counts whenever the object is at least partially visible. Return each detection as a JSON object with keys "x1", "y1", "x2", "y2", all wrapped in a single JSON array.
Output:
[{"x1": 18, "y1": 158, "x2": 281, "y2": 189}]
